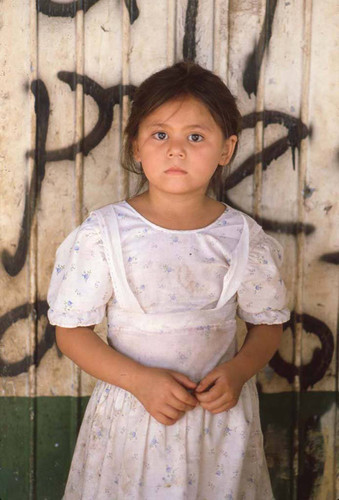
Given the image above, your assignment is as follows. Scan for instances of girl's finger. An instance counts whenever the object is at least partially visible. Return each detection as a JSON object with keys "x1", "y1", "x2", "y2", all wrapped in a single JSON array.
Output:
[
  {"x1": 171, "y1": 382, "x2": 199, "y2": 407},
  {"x1": 163, "y1": 404, "x2": 185, "y2": 420},
  {"x1": 195, "y1": 382, "x2": 223, "y2": 403},
  {"x1": 195, "y1": 372, "x2": 218, "y2": 393},
  {"x1": 168, "y1": 396, "x2": 195, "y2": 412},
  {"x1": 171, "y1": 371, "x2": 197, "y2": 390},
  {"x1": 174, "y1": 388, "x2": 198, "y2": 408},
  {"x1": 202, "y1": 398, "x2": 238, "y2": 414},
  {"x1": 199, "y1": 393, "x2": 229, "y2": 411},
  {"x1": 155, "y1": 412, "x2": 177, "y2": 426}
]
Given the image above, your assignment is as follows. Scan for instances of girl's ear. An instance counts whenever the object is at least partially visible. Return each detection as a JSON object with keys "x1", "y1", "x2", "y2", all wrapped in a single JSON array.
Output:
[
  {"x1": 220, "y1": 135, "x2": 237, "y2": 166},
  {"x1": 132, "y1": 140, "x2": 141, "y2": 162}
]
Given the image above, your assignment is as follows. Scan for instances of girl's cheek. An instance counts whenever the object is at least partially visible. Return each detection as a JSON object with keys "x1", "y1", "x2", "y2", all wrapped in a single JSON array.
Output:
[{"x1": 143, "y1": 137, "x2": 157, "y2": 148}]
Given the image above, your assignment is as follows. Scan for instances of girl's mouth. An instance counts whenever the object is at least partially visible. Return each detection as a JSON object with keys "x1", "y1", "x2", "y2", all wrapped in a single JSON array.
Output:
[{"x1": 164, "y1": 167, "x2": 187, "y2": 175}]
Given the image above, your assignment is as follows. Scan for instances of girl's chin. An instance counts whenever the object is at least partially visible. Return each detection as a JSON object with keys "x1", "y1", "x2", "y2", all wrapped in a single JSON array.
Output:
[{"x1": 148, "y1": 183, "x2": 208, "y2": 196}]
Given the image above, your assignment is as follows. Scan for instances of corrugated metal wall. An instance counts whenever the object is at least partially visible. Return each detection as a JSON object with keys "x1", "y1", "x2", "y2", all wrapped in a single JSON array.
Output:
[{"x1": 0, "y1": 1, "x2": 338, "y2": 498}]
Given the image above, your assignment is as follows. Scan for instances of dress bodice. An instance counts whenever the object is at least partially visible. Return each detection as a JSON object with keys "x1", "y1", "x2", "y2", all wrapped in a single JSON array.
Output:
[{"x1": 94, "y1": 203, "x2": 250, "y2": 382}]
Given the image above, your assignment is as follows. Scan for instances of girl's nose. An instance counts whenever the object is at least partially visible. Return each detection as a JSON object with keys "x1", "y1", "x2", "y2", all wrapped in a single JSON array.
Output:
[{"x1": 167, "y1": 139, "x2": 185, "y2": 159}]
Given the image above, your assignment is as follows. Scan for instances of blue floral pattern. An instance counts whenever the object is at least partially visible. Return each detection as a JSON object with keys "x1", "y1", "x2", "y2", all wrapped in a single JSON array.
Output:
[
  {"x1": 47, "y1": 201, "x2": 289, "y2": 499},
  {"x1": 47, "y1": 215, "x2": 113, "y2": 327},
  {"x1": 48, "y1": 202, "x2": 289, "y2": 326}
]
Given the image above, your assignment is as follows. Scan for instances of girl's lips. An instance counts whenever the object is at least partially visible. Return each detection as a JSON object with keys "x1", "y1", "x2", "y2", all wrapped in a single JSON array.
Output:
[{"x1": 165, "y1": 168, "x2": 187, "y2": 174}]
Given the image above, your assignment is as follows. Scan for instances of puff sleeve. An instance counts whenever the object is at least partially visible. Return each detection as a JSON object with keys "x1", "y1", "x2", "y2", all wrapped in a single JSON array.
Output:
[
  {"x1": 47, "y1": 212, "x2": 113, "y2": 327},
  {"x1": 237, "y1": 227, "x2": 290, "y2": 325}
]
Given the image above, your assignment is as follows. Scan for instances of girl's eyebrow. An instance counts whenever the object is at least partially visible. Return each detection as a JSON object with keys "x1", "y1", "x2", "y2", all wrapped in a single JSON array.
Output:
[{"x1": 145, "y1": 122, "x2": 212, "y2": 132}]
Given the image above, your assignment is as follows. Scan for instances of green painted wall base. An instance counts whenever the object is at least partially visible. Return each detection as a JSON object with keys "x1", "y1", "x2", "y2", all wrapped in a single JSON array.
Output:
[{"x1": 0, "y1": 392, "x2": 336, "y2": 500}]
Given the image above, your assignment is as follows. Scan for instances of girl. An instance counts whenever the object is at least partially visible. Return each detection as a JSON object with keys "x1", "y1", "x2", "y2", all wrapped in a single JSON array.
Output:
[{"x1": 47, "y1": 61, "x2": 290, "y2": 499}]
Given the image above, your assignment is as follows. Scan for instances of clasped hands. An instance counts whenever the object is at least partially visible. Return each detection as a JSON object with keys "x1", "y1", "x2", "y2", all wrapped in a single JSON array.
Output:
[{"x1": 132, "y1": 361, "x2": 247, "y2": 426}]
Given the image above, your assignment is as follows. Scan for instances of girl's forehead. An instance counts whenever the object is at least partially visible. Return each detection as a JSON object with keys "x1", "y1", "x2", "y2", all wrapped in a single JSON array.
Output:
[{"x1": 141, "y1": 95, "x2": 217, "y2": 127}]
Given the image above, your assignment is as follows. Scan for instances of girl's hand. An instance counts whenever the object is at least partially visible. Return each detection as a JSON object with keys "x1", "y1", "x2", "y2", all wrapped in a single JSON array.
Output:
[
  {"x1": 194, "y1": 361, "x2": 247, "y2": 413},
  {"x1": 131, "y1": 367, "x2": 198, "y2": 426}
]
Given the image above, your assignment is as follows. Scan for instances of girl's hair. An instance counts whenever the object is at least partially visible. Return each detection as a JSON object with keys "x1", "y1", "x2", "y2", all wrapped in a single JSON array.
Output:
[{"x1": 121, "y1": 61, "x2": 242, "y2": 195}]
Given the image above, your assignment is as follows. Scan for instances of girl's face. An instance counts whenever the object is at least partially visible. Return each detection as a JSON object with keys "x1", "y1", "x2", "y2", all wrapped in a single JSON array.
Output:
[{"x1": 132, "y1": 95, "x2": 237, "y2": 197}]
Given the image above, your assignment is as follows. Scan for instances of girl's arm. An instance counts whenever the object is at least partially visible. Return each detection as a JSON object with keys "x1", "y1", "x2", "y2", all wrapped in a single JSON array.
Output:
[
  {"x1": 195, "y1": 323, "x2": 283, "y2": 412},
  {"x1": 56, "y1": 326, "x2": 198, "y2": 424},
  {"x1": 56, "y1": 325, "x2": 144, "y2": 391},
  {"x1": 227, "y1": 322, "x2": 283, "y2": 382}
]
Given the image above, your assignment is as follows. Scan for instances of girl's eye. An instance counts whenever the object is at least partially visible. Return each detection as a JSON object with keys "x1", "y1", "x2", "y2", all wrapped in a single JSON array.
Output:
[
  {"x1": 188, "y1": 134, "x2": 203, "y2": 142},
  {"x1": 153, "y1": 132, "x2": 168, "y2": 140}
]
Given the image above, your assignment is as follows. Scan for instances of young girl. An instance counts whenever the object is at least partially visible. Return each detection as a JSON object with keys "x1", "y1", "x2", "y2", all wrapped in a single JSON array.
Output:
[{"x1": 47, "y1": 61, "x2": 290, "y2": 499}]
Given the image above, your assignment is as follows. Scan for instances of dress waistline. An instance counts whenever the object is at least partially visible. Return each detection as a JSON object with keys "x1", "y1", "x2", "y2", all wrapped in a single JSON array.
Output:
[{"x1": 107, "y1": 299, "x2": 237, "y2": 332}]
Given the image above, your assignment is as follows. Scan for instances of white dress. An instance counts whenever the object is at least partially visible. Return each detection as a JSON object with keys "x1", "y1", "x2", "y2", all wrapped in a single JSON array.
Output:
[{"x1": 47, "y1": 201, "x2": 290, "y2": 500}]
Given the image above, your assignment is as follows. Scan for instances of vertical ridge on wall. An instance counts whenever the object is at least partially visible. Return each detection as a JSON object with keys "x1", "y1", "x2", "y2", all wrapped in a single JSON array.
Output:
[
  {"x1": 253, "y1": 0, "x2": 266, "y2": 224},
  {"x1": 213, "y1": 0, "x2": 229, "y2": 82},
  {"x1": 294, "y1": 0, "x2": 313, "y2": 496},
  {"x1": 175, "y1": 0, "x2": 186, "y2": 62},
  {"x1": 75, "y1": 9, "x2": 85, "y2": 226},
  {"x1": 75, "y1": 5, "x2": 85, "y2": 421},
  {"x1": 296, "y1": 0, "x2": 312, "y2": 497},
  {"x1": 301, "y1": 0, "x2": 338, "y2": 495},
  {"x1": 295, "y1": 0, "x2": 313, "y2": 392},
  {"x1": 167, "y1": 0, "x2": 176, "y2": 66},
  {"x1": 213, "y1": 0, "x2": 231, "y2": 198},
  {"x1": 121, "y1": 1, "x2": 131, "y2": 200},
  {"x1": 28, "y1": 1, "x2": 38, "y2": 497}
]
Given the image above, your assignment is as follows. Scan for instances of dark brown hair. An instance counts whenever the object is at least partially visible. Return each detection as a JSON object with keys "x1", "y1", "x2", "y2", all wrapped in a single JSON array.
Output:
[{"x1": 121, "y1": 61, "x2": 242, "y2": 194}]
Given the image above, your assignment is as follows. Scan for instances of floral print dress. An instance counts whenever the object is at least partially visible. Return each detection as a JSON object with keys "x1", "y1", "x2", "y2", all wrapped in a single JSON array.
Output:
[{"x1": 47, "y1": 201, "x2": 290, "y2": 499}]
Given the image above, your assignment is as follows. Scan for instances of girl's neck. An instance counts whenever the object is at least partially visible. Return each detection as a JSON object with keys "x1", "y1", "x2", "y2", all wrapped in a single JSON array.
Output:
[{"x1": 127, "y1": 190, "x2": 225, "y2": 231}]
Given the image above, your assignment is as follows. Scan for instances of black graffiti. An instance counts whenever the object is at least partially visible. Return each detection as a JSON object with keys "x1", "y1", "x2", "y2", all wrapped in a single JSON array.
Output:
[
  {"x1": 124, "y1": 0, "x2": 140, "y2": 25},
  {"x1": 29, "y1": 72, "x2": 136, "y2": 162},
  {"x1": 238, "y1": 6, "x2": 336, "y2": 495},
  {"x1": 221, "y1": 110, "x2": 316, "y2": 235},
  {"x1": 37, "y1": 0, "x2": 140, "y2": 24},
  {"x1": 243, "y1": 0, "x2": 279, "y2": 98},
  {"x1": 0, "y1": 0, "x2": 335, "y2": 400},
  {"x1": 259, "y1": 391, "x2": 334, "y2": 499},
  {"x1": 0, "y1": 301, "x2": 55, "y2": 377},
  {"x1": 241, "y1": 110, "x2": 312, "y2": 171},
  {"x1": 223, "y1": 190, "x2": 314, "y2": 236},
  {"x1": 234, "y1": 0, "x2": 335, "y2": 263},
  {"x1": 320, "y1": 252, "x2": 339, "y2": 265},
  {"x1": 2, "y1": 80, "x2": 49, "y2": 279},
  {"x1": 269, "y1": 311, "x2": 334, "y2": 390},
  {"x1": 37, "y1": 0, "x2": 100, "y2": 17},
  {"x1": 182, "y1": 0, "x2": 315, "y2": 238},
  {"x1": 1, "y1": 74, "x2": 135, "y2": 277},
  {"x1": 183, "y1": 0, "x2": 199, "y2": 62},
  {"x1": 297, "y1": 412, "x2": 326, "y2": 499},
  {"x1": 237, "y1": 1, "x2": 335, "y2": 398}
]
